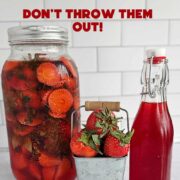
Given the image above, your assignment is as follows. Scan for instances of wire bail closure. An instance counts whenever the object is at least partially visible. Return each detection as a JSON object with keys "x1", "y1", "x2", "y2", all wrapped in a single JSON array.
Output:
[{"x1": 141, "y1": 56, "x2": 169, "y2": 98}]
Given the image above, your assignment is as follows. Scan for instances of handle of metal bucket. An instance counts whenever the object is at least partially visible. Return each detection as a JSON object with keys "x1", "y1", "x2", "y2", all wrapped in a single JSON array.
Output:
[
  {"x1": 85, "y1": 101, "x2": 120, "y2": 112},
  {"x1": 71, "y1": 101, "x2": 130, "y2": 136}
]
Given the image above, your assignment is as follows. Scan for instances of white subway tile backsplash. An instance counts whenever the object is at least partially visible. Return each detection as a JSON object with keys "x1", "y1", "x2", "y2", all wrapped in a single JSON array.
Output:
[
  {"x1": 99, "y1": 95, "x2": 141, "y2": 119},
  {"x1": 170, "y1": 21, "x2": 180, "y2": 45},
  {"x1": 169, "y1": 71, "x2": 180, "y2": 94},
  {"x1": 122, "y1": 21, "x2": 169, "y2": 46},
  {"x1": 166, "y1": 47, "x2": 180, "y2": 69},
  {"x1": 73, "y1": 22, "x2": 121, "y2": 47},
  {"x1": 0, "y1": 22, "x2": 19, "y2": 49},
  {"x1": 97, "y1": 0, "x2": 145, "y2": 19},
  {"x1": 122, "y1": 72, "x2": 141, "y2": 95},
  {"x1": 0, "y1": 126, "x2": 8, "y2": 148},
  {"x1": 172, "y1": 116, "x2": 180, "y2": 142},
  {"x1": 69, "y1": 48, "x2": 97, "y2": 72},
  {"x1": 45, "y1": 0, "x2": 95, "y2": 19},
  {"x1": 98, "y1": 47, "x2": 144, "y2": 72},
  {"x1": 147, "y1": 0, "x2": 180, "y2": 19},
  {"x1": 45, "y1": 0, "x2": 95, "y2": 9},
  {"x1": 168, "y1": 94, "x2": 180, "y2": 116},
  {"x1": 79, "y1": 73, "x2": 121, "y2": 97},
  {"x1": 97, "y1": 0, "x2": 145, "y2": 10},
  {"x1": 0, "y1": 0, "x2": 43, "y2": 21}
]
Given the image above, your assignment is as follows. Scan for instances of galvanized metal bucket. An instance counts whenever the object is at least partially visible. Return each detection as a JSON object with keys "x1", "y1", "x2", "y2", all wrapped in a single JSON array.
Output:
[
  {"x1": 71, "y1": 101, "x2": 129, "y2": 180},
  {"x1": 74, "y1": 156, "x2": 127, "y2": 180}
]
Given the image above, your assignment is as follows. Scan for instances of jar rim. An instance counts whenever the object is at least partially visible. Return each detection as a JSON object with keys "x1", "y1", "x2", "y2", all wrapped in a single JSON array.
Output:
[{"x1": 8, "y1": 25, "x2": 68, "y2": 45}]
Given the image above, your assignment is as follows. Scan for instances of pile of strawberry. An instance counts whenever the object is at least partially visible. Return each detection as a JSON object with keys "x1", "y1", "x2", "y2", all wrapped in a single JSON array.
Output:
[{"x1": 70, "y1": 108, "x2": 134, "y2": 158}]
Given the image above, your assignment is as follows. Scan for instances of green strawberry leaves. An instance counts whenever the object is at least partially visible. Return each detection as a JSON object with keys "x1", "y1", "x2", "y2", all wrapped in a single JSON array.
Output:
[
  {"x1": 110, "y1": 129, "x2": 134, "y2": 146},
  {"x1": 78, "y1": 131, "x2": 103, "y2": 155},
  {"x1": 78, "y1": 132, "x2": 89, "y2": 146},
  {"x1": 95, "y1": 107, "x2": 121, "y2": 125},
  {"x1": 94, "y1": 107, "x2": 122, "y2": 138},
  {"x1": 92, "y1": 134, "x2": 100, "y2": 146}
]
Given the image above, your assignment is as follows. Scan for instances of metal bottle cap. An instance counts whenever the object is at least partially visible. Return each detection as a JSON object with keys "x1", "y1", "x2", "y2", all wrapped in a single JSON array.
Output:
[
  {"x1": 146, "y1": 48, "x2": 166, "y2": 58},
  {"x1": 8, "y1": 25, "x2": 68, "y2": 45}
]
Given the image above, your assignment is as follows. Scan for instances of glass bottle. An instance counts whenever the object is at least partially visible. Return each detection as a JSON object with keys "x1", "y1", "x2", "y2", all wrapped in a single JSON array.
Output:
[
  {"x1": 130, "y1": 49, "x2": 174, "y2": 180},
  {"x1": 1, "y1": 26, "x2": 80, "y2": 180}
]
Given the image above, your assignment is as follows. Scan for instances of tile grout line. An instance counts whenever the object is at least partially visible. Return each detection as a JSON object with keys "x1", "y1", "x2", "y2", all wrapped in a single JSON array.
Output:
[
  {"x1": 121, "y1": 72, "x2": 124, "y2": 96},
  {"x1": 70, "y1": 21, "x2": 74, "y2": 48},
  {"x1": 168, "y1": 20, "x2": 171, "y2": 45},
  {"x1": 145, "y1": 0, "x2": 148, "y2": 9},
  {"x1": 60, "y1": 44, "x2": 180, "y2": 48},
  {"x1": 96, "y1": 47, "x2": 99, "y2": 72},
  {"x1": 43, "y1": 0, "x2": 46, "y2": 8},
  {"x1": 95, "y1": 0, "x2": 98, "y2": 8},
  {"x1": 0, "y1": 147, "x2": 9, "y2": 152},
  {"x1": 120, "y1": 21, "x2": 123, "y2": 45}
]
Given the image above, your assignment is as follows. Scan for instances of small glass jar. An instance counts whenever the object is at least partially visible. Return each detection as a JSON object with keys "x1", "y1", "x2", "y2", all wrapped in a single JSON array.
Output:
[{"x1": 1, "y1": 26, "x2": 80, "y2": 180}]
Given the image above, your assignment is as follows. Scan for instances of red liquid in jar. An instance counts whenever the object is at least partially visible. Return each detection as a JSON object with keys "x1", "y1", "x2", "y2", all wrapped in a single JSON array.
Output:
[
  {"x1": 130, "y1": 102, "x2": 173, "y2": 180},
  {"x1": 2, "y1": 58, "x2": 80, "y2": 180}
]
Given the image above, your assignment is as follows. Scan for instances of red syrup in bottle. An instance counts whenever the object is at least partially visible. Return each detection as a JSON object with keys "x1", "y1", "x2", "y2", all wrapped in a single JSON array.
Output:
[{"x1": 130, "y1": 49, "x2": 174, "y2": 180}]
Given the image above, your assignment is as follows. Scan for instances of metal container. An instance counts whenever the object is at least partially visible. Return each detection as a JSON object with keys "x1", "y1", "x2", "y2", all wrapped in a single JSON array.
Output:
[
  {"x1": 71, "y1": 101, "x2": 130, "y2": 180},
  {"x1": 74, "y1": 156, "x2": 127, "y2": 180}
]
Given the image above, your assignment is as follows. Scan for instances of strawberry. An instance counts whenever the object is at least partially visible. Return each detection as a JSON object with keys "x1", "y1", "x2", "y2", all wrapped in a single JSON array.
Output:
[
  {"x1": 13, "y1": 169, "x2": 27, "y2": 180},
  {"x1": 63, "y1": 75, "x2": 77, "y2": 90},
  {"x1": 13, "y1": 124, "x2": 34, "y2": 136},
  {"x1": 11, "y1": 134, "x2": 23, "y2": 150},
  {"x1": 60, "y1": 56, "x2": 78, "y2": 78},
  {"x1": 5, "y1": 91, "x2": 23, "y2": 111},
  {"x1": 38, "y1": 152, "x2": 63, "y2": 167},
  {"x1": 37, "y1": 62, "x2": 60, "y2": 87},
  {"x1": 16, "y1": 111, "x2": 43, "y2": 127},
  {"x1": 6, "y1": 112, "x2": 16, "y2": 123},
  {"x1": 3, "y1": 61, "x2": 19, "y2": 72},
  {"x1": 11, "y1": 150, "x2": 28, "y2": 170},
  {"x1": 103, "y1": 129, "x2": 134, "y2": 158},
  {"x1": 55, "y1": 158, "x2": 71, "y2": 179},
  {"x1": 28, "y1": 162, "x2": 42, "y2": 180},
  {"x1": 73, "y1": 94, "x2": 80, "y2": 110},
  {"x1": 86, "y1": 108, "x2": 119, "y2": 137},
  {"x1": 13, "y1": 96, "x2": 23, "y2": 110},
  {"x1": 48, "y1": 110, "x2": 66, "y2": 119},
  {"x1": 40, "y1": 90, "x2": 53, "y2": 106},
  {"x1": 70, "y1": 130, "x2": 101, "y2": 157},
  {"x1": 22, "y1": 90, "x2": 41, "y2": 109},
  {"x1": 9, "y1": 76, "x2": 29, "y2": 91},
  {"x1": 52, "y1": 79, "x2": 66, "y2": 88},
  {"x1": 42, "y1": 167, "x2": 56, "y2": 180},
  {"x1": 59, "y1": 120, "x2": 71, "y2": 139},
  {"x1": 22, "y1": 136, "x2": 32, "y2": 154},
  {"x1": 23, "y1": 67, "x2": 35, "y2": 80}
]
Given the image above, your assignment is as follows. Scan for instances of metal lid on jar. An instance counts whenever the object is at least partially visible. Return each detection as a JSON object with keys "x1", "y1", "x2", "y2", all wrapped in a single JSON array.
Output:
[{"x1": 8, "y1": 25, "x2": 68, "y2": 45}]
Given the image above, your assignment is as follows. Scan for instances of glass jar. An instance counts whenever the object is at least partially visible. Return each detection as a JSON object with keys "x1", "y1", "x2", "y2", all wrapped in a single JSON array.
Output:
[{"x1": 1, "y1": 26, "x2": 80, "y2": 180}]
